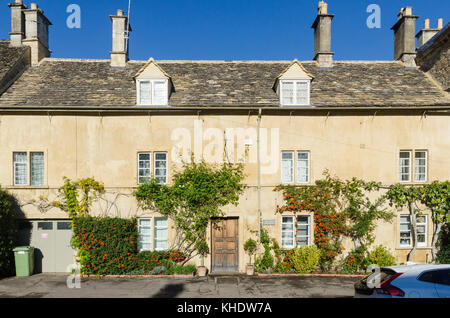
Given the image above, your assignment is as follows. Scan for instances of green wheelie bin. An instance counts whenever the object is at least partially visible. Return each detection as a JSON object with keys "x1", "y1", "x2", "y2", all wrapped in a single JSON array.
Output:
[{"x1": 13, "y1": 246, "x2": 35, "y2": 276}]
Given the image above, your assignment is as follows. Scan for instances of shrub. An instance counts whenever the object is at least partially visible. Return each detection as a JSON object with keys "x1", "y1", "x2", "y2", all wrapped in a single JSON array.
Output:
[
  {"x1": 368, "y1": 245, "x2": 396, "y2": 267},
  {"x1": 274, "y1": 249, "x2": 295, "y2": 273},
  {"x1": 243, "y1": 238, "x2": 257, "y2": 264},
  {"x1": 341, "y1": 246, "x2": 370, "y2": 274},
  {"x1": 254, "y1": 227, "x2": 274, "y2": 273},
  {"x1": 167, "y1": 264, "x2": 197, "y2": 275},
  {"x1": 437, "y1": 223, "x2": 450, "y2": 264},
  {"x1": 0, "y1": 188, "x2": 16, "y2": 278},
  {"x1": 72, "y1": 216, "x2": 186, "y2": 275},
  {"x1": 290, "y1": 246, "x2": 321, "y2": 274}
]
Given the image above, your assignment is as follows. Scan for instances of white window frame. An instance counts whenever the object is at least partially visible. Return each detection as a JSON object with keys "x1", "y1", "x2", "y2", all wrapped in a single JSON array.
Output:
[
  {"x1": 154, "y1": 217, "x2": 169, "y2": 251},
  {"x1": 154, "y1": 152, "x2": 168, "y2": 185},
  {"x1": 281, "y1": 216, "x2": 295, "y2": 249},
  {"x1": 138, "y1": 218, "x2": 152, "y2": 252},
  {"x1": 280, "y1": 80, "x2": 311, "y2": 106},
  {"x1": 281, "y1": 151, "x2": 294, "y2": 184},
  {"x1": 13, "y1": 152, "x2": 28, "y2": 186},
  {"x1": 138, "y1": 217, "x2": 169, "y2": 252},
  {"x1": 296, "y1": 215, "x2": 311, "y2": 247},
  {"x1": 137, "y1": 152, "x2": 152, "y2": 185},
  {"x1": 136, "y1": 79, "x2": 169, "y2": 106},
  {"x1": 13, "y1": 151, "x2": 45, "y2": 187},
  {"x1": 414, "y1": 150, "x2": 428, "y2": 183},
  {"x1": 416, "y1": 215, "x2": 427, "y2": 248},
  {"x1": 297, "y1": 151, "x2": 310, "y2": 184},
  {"x1": 399, "y1": 151, "x2": 412, "y2": 183},
  {"x1": 399, "y1": 215, "x2": 412, "y2": 247}
]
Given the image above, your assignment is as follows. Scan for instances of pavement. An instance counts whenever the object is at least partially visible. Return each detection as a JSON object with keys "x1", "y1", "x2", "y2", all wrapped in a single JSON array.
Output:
[{"x1": 0, "y1": 274, "x2": 359, "y2": 298}]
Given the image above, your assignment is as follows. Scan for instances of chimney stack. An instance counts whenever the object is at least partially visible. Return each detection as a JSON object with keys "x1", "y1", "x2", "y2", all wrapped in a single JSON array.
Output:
[
  {"x1": 416, "y1": 18, "x2": 444, "y2": 49},
  {"x1": 391, "y1": 7, "x2": 418, "y2": 67},
  {"x1": 110, "y1": 9, "x2": 131, "y2": 67},
  {"x1": 8, "y1": 0, "x2": 27, "y2": 47},
  {"x1": 311, "y1": 1, "x2": 334, "y2": 67},
  {"x1": 14, "y1": 2, "x2": 52, "y2": 66}
]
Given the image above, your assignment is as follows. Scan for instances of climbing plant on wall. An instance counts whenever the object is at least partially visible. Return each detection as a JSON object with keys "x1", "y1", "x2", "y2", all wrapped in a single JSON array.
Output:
[
  {"x1": 134, "y1": 160, "x2": 245, "y2": 264},
  {"x1": 276, "y1": 171, "x2": 393, "y2": 272}
]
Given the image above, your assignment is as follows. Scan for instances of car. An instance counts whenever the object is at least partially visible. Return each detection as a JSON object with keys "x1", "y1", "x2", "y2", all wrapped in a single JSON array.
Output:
[{"x1": 354, "y1": 264, "x2": 450, "y2": 298}]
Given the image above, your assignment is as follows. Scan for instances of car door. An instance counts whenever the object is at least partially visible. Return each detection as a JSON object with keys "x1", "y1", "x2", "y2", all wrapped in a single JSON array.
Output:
[{"x1": 434, "y1": 269, "x2": 450, "y2": 298}]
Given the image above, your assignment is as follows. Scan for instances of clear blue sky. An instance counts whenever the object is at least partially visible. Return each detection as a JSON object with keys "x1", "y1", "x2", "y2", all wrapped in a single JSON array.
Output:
[{"x1": 0, "y1": 0, "x2": 448, "y2": 61}]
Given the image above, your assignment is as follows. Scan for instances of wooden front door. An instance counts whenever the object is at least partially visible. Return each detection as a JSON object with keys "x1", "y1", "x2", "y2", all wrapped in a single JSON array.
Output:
[{"x1": 211, "y1": 218, "x2": 239, "y2": 273}]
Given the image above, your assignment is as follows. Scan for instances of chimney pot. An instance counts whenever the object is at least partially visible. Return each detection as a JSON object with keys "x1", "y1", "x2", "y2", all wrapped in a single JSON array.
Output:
[
  {"x1": 318, "y1": 1, "x2": 328, "y2": 15},
  {"x1": 424, "y1": 19, "x2": 430, "y2": 29},
  {"x1": 437, "y1": 18, "x2": 443, "y2": 29},
  {"x1": 30, "y1": 3, "x2": 38, "y2": 10},
  {"x1": 117, "y1": 9, "x2": 123, "y2": 16}
]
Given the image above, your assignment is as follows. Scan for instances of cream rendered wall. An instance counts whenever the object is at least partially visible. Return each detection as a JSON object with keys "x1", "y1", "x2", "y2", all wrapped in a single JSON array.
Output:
[{"x1": 1, "y1": 112, "x2": 449, "y2": 271}]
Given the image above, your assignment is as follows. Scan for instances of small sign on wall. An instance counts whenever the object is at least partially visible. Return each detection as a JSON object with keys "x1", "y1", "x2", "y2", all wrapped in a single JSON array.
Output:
[
  {"x1": 41, "y1": 233, "x2": 49, "y2": 239},
  {"x1": 263, "y1": 219, "x2": 276, "y2": 226}
]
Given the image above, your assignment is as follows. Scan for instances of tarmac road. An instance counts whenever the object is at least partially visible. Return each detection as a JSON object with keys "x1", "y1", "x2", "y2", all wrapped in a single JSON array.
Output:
[{"x1": 0, "y1": 274, "x2": 359, "y2": 298}]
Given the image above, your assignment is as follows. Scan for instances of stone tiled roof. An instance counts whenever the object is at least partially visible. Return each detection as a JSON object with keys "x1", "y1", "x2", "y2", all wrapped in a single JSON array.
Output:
[
  {"x1": 0, "y1": 40, "x2": 29, "y2": 94},
  {"x1": 0, "y1": 58, "x2": 448, "y2": 108}
]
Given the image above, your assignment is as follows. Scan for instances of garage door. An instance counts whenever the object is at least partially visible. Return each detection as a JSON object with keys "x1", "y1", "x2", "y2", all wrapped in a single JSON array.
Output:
[{"x1": 16, "y1": 220, "x2": 75, "y2": 273}]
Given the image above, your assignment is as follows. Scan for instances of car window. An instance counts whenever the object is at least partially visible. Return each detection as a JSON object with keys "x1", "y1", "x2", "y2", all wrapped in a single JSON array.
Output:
[
  {"x1": 436, "y1": 270, "x2": 450, "y2": 286},
  {"x1": 419, "y1": 269, "x2": 450, "y2": 286}
]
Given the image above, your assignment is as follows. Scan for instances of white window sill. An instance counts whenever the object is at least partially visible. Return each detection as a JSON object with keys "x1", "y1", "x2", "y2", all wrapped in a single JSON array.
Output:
[{"x1": 8, "y1": 185, "x2": 49, "y2": 190}]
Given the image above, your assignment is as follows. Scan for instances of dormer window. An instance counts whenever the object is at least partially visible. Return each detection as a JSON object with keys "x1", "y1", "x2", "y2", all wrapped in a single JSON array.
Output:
[
  {"x1": 134, "y1": 58, "x2": 172, "y2": 107},
  {"x1": 275, "y1": 60, "x2": 314, "y2": 107},
  {"x1": 137, "y1": 79, "x2": 168, "y2": 106},
  {"x1": 280, "y1": 80, "x2": 310, "y2": 106}
]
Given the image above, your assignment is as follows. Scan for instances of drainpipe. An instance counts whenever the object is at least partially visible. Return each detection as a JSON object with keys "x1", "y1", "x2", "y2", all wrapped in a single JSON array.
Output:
[{"x1": 257, "y1": 108, "x2": 262, "y2": 256}]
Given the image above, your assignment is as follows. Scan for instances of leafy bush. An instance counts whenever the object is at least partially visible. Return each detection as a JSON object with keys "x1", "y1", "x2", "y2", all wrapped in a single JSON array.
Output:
[
  {"x1": 254, "y1": 227, "x2": 274, "y2": 273},
  {"x1": 291, "y1": 246, "x2": 321, "y2": 274},
  {"x1": 341, "y1": 246, "x2": 370, "y2": 274},
  {"x1": 72, "y1": 216, "x2": 186, "y2": 275},
  {"x1": 368, "y1": 245, "x2": 396, "y2": 267},
  {"x1": 167, "y1": 264, "x2": 197, "y2": 275},
  {"x1": 0, "y1": 188, "x2": 16, "y2": 278},
  {"x1": 437, "y1": 223, "x2": 450, "y2": 264}
]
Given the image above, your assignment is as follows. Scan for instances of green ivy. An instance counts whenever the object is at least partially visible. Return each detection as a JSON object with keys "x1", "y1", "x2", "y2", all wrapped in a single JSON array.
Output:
[
  {"x1": 134, "y1": 160, "x2": 245, "y2": 263},
  {"x1": 53, "y1": 177, "x2": 105, "y2": 218}
]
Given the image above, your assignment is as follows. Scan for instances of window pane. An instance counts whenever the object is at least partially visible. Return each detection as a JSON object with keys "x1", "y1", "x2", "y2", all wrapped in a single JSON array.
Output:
[
  {"x1": 296, "y1": 81, "x2": 309, "y2": 105},
  {"x1": 297, "y1": 152, "x2": 309, "y2": 183},
  {"x1": 38, "y1": 222, "x2": 53, "y2": 230},
  {"x1": 57, "y1": 222, "x2": 71, "y2": 230},
  {"x1": 414, "y1": 151, "x2": 427, "y2": 182},
  {"x1": 14, "y1": 152, "x2": 28, "y2": 185},
  {"x1": 139, "y1": 81, "x2": 151, "y2": 105},
  {"x1": 282, "y1": 82, "x2": 294, "y2": 105},
  {"x1": 154, "y1": 153, "x2": 167, "y2": 184},
  {"x1": 281, "y1": 152, "x2": 294, "y2": 183},
  {"x1": 399, "y1": 151, "x2": 411, "y2": 182},
  {"x1": 154, "y1": 217, "x2": 168, "y2": 250},
  {"x1": 138, "y1": 152, "x2": 151, "y2": 184},
  {"x1": 153, "y1": 81, "x2": 167, "y2": 105},
  {"x1": 30, "y1": 152, "x2": 44, "y2": 186},
  {"x1": 282, "y1": 216, "x2": 294, "y2": 248},
  {"x1": 138, "y1": 218, "x2": 152, "y2": 251}
]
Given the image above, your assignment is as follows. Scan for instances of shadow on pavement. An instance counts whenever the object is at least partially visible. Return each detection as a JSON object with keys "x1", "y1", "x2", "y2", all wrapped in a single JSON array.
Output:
[{"x1": 152, "y1": 283, "x2": 185, "y2": 298}]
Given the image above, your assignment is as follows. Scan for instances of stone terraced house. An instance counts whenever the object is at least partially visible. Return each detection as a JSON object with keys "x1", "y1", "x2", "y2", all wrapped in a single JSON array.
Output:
[{"x1": 0, "y1": 1, "x2": 449, "y2": 273}]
